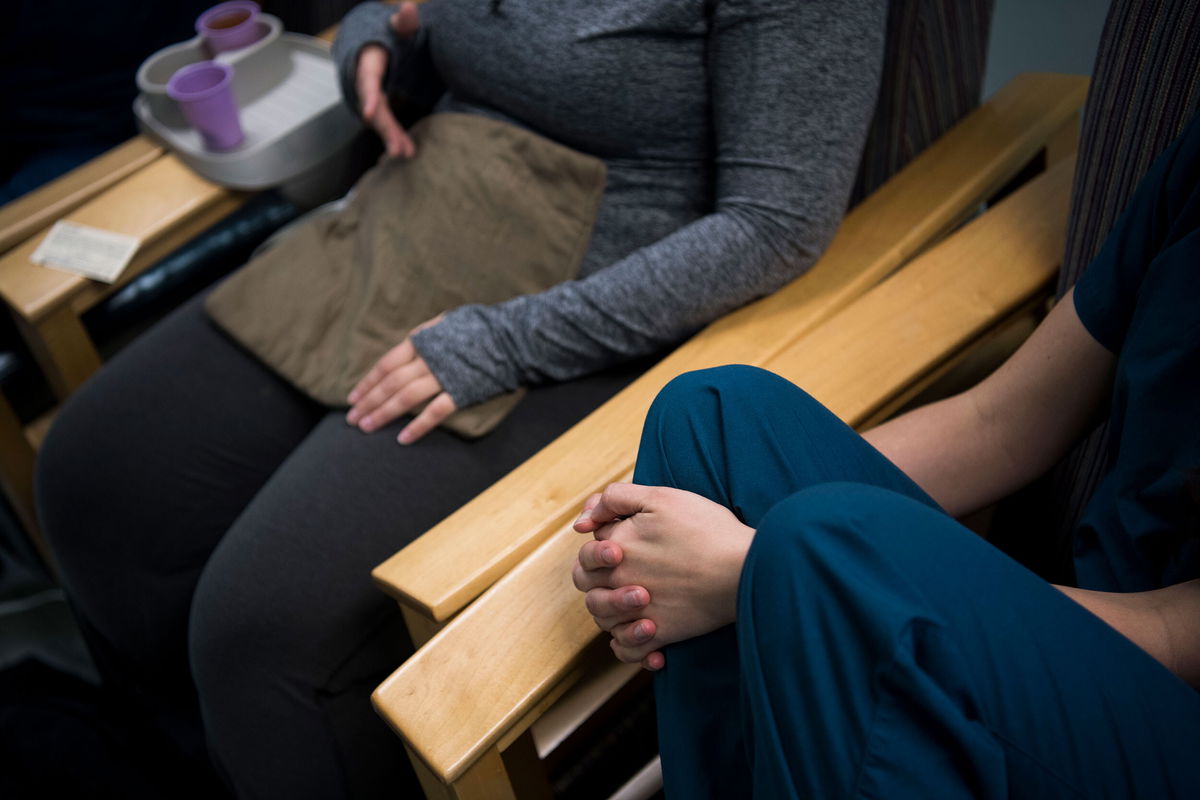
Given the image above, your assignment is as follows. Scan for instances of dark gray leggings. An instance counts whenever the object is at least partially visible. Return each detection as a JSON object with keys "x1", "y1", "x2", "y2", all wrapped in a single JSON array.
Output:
[{"x1": 36, "y1": 293, "x2": 648, "y2": 799}]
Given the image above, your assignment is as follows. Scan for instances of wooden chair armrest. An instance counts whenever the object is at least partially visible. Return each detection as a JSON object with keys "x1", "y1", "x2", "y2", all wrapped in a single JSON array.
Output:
[
  {"x1": 0, "y1": 155, "x2": 246, "y2": 324},
  {"x1": 0, "y1": 137, "x2": 165, "y2": 257},
  {"x1": 372, "y1": 72, "x2": 1089, "y2": 625},
  {"x1": 0, "y1": 152, "x2": 246, "y2": 398},
  {"x1": 374, "y1": 152, "x2": 1075, "y2": 787}
]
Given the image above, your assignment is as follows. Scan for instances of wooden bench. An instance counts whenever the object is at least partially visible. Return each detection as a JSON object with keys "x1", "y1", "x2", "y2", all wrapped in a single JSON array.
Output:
[{"x1": 367, "y1": 73, "x2": 1087, "y2": 798}]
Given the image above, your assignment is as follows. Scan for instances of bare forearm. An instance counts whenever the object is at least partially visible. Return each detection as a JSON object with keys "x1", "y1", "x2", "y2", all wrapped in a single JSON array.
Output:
[
  {"x1": 864, "y1": 294, "x2": 1114, "y2": 518},
  {"x1": 1056, "y1": 580, "x2": 1200, "y2": 689},
  {"x1": 864, "y1": 391, "x2": 1019, "y2": 517}
]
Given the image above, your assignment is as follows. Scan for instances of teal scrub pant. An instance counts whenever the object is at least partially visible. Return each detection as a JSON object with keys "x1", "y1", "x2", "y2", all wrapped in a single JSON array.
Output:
[{"x1": 636, "y1": 366, "x2": 1200, "y2": 799}]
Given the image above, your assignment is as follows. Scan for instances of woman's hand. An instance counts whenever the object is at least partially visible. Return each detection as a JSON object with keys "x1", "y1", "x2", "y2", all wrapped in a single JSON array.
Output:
[
  {"x1": 355, "y1": 1, "x2": 421, "y2": 158},
  {"x1": 346, "y1": 315, "x2": 456, "y2": 444},
  {"x1": 572, "y1": 484, "x2": 755, "y2": 670}
]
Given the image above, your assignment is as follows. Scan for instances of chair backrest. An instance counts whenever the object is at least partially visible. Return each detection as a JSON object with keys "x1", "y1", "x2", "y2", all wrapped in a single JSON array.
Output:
[
  {"x1": 851, "y1": 0, "x2": 995, "y2": 205},
  {"x1": 991, "y1": 0, "x2": 1200, "y2": 582}
]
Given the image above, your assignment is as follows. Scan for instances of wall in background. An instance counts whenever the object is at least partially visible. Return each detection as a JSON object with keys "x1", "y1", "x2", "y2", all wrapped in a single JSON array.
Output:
[{"x1": 983, "y1": 0, "x2": 1111, "y2": 98}]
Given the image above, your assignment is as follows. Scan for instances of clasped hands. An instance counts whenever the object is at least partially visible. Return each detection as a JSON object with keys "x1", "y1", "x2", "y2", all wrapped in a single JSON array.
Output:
[{"x1": 572, "y1": 483, "x2": 755, "y2": 671}]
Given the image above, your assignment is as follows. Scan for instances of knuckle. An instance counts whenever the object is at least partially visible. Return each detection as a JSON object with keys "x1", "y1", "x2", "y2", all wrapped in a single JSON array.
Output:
[
  {"x1": 583, "y1": 590, "x2": 605, "y2": 616},
  {"x1": 377, "y1": 397, "x2": 405, "y2": 421},
  {"x1": 413, "y1": 406, "x2": 439, "y2": 429},
  {"x1": 580, "y1": 541, "x2": 601, "y2": 569},
  {"x1": 398, "y1": 384, "x2": 428, "y2": 407},
  {"x1": 608, "y1": 639, "x2": 632, "y2": 663},
  {"x1": 363, "y1": 386, "x2": 389, "y2": 410},
  {"x1": 378, "y1": 369, "x2": 405, "y2": 392},
  {"x1": 379, "y1": 348, "x2": 408, "y2": 371}
]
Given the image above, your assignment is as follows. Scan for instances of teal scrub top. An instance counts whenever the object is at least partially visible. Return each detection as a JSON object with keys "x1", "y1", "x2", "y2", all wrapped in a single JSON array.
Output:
[{"x1": 1072, "y1": 112, "x2": 1200, "y2": 592}]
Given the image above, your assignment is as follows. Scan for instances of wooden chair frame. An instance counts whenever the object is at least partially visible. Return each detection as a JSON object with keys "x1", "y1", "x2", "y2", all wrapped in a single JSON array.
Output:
[{"x1": 367, "y1": 73, "x2": 1088, "y2": 798}]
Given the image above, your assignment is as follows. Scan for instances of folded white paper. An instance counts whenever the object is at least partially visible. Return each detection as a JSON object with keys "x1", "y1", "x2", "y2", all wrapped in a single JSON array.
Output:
[{"x1": 31, "y1": 221, "x2": 141, "y2": 283}]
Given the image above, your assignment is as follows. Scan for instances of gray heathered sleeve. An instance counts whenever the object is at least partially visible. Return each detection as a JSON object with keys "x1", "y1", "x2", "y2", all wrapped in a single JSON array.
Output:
[
  {"x1": 412, "y1": 0, "x2": 886, "y2": 408},
  {"x1": 331, "y1": 1, "x2": 441, "y2": 118}
]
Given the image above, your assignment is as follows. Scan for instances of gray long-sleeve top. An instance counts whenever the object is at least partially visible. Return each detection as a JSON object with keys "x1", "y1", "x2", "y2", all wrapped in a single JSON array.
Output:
[{"x1": 333, "y1": 0, "x2": 885, "y2": 408}]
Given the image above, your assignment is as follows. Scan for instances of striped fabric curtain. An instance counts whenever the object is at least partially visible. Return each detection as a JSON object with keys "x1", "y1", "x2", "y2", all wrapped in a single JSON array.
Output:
[
  {"x1": 849, "y1": 0, "x2": 995, "y2": 205},
  {"x1": 992, "y1": 0, "x2": 1200, "y2": 583}
]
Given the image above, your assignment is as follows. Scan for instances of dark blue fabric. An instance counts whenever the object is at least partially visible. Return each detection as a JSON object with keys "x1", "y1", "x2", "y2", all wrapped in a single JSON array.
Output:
[
  {"x1": 639, "y1": 366, "x2": 1200, "y2": 798},
  {"x1": 634, "y1": 366, "x2": 937, "y2": 798},
  {"x1": 1071, "y1": 113, "x2": 1200, "y2": 592}
]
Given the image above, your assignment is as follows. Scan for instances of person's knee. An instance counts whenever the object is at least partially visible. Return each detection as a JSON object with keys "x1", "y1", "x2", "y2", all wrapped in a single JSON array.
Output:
[
  {"x1": 744, "y1": 483, "x2": 939, "y2": 611},
  {"x1": 647, "y1": 365, "x2": 799, "y2": 422},
  {"x1": 188, "y1": 537, "x2": 298, "y2": 703},
  {"x1": 188, "y1": 515, "x2": 402, "y2": 706},
  {"x1": 642, "y1": 365, "x2": 821, "y2": 450}
]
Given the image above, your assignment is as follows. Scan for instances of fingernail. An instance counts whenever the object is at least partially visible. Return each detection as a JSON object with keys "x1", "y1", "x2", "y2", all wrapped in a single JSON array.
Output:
[
  {"x1": 346, "y1": 410, "x2": 359, "y2": 425},
  {"x1": 576, "y1": 509, "x2": 591, "y2": 525},
  {"x1": 397, "y1": 429, "x2": 413, "y2": 445},
  {"x1": 624, "y1": 589, "x2": 643, "y2": 608},
  {"x1": 634, "y1": 622, "x2": 650, "y2": 641},
  {"x1": 601, "y1": 546, "x2": 617, "y2": 565},
  {"x1": 360, "y1": 416, "x2": 374, "y2": 431},
  {"x1": 348, "y1": 390, "x2": 360, "y2": 404}
]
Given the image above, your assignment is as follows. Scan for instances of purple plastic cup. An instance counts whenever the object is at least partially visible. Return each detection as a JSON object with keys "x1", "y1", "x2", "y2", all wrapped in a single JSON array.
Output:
[
  {"x1": 167, "y1": 61, "x2": 244, "y2": 152},
  {"x1": 196, "y1": 1, "x2": 262, "y2": 55}
]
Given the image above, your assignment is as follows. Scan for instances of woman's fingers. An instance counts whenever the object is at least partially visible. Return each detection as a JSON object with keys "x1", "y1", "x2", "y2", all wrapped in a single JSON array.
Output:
[
  {"x1": 375, "y1": 103, "x2": 415, "y2": 159},
  {"x1": 346, "y1": 319, "x2": 453, "y2": 440},
  {"x1": 356, "y1": 45, "x2": 386, "y2": 116},
  {"x1": 347, "y1": 359, "x2": 426, "y2": 427},
  {"x1": 390, "y1": 2, "x2": 420, "y2": 38},
  {"x1": 354, "y1": 44, "x2": 414, "y2": 158},
  {"x1": 362, "y1": 374, "x2": 442, "y2": 432},
  {"x1": 348, "y1": 340, "x2": 416, "y2": 406},
  {"x1": 398, "y1": 392, "x2": 457, "y2": 445}
]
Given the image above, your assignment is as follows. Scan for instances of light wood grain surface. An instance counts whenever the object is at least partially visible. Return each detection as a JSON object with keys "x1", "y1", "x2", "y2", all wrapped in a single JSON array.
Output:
[
  {"x1": 0, "y1": 155, "x2": 243, "y2": 322},
  {"x1": 0, "y1": 137, "x2": 164, "y2": 256}
]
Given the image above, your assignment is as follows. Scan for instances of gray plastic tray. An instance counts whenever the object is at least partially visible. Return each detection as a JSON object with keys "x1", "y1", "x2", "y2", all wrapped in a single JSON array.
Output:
[{"x1": 134, "y1": 14, "x2": 360, "y2": 190}]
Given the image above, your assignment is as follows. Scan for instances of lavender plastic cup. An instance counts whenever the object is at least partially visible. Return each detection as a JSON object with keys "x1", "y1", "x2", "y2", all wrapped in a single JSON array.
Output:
[
  {"x1": 196, "y1": 1, "x2": 262, "y2": 55},
  {"x1": 167, "y1": 61, "x2": 244, "y2": 151}
]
